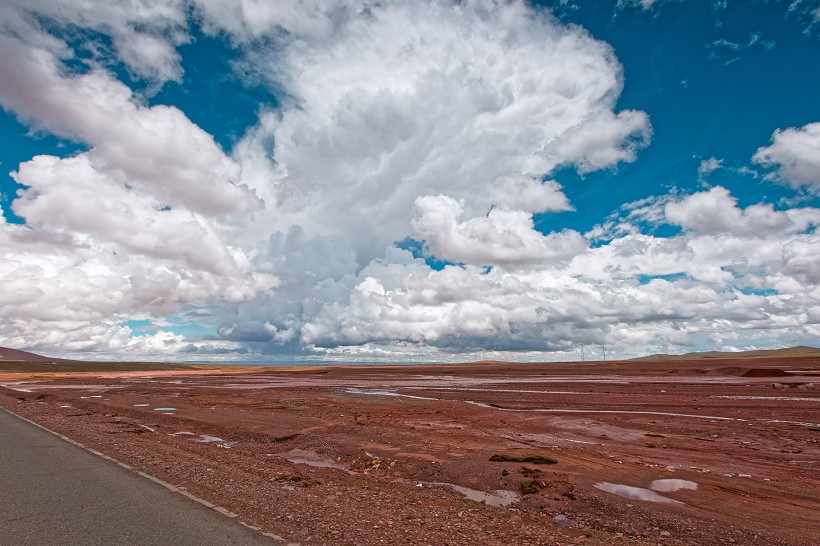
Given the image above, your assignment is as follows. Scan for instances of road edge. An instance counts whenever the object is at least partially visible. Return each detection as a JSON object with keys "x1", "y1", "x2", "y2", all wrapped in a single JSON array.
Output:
[{"x1": 0, "y1": 405, "x2": 297, "y2": 546}]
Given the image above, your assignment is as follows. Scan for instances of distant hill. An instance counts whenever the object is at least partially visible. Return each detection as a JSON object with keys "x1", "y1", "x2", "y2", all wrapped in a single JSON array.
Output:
[
  {"x1": 0, "y1": 346, "x2": 76, "y2": 363},
  {"x1": 632, "y1": 345, "x2": 820, "y2": 361}
]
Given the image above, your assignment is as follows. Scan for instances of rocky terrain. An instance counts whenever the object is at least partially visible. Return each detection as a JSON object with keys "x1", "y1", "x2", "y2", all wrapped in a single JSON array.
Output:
[{"x1": 1, "y1": 356, "x2": 818, "y2": 545}]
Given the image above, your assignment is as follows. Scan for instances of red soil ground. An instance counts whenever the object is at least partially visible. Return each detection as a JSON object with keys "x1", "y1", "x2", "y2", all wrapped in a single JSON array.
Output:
[{"x1": 1, "y1": 357, "x2": 818, "y2": 545}]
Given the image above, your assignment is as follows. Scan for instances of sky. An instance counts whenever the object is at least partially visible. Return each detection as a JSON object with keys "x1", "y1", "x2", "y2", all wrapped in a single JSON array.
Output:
[{"x1": 0, "y1": 0, "x2": 819, "y2": 363}]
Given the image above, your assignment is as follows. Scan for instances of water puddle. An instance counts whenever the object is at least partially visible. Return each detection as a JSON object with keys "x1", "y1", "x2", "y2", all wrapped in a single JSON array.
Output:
[
  {"x1": 447, "y1": 484, "x2": 519, "y2": 507},
  {"x1": 276, "y1": 449, "x2": 356, "y2": 474},
  {"x1": 133, "y1": 403, "x2": 150, "y2": 407},
  {"x1": 466, "y1": 400, "x2": 744, "y2": 421},
  {"x1": 408, "y1": 387, "x2": 590, "y2": 395},
  {"x1": 153, "y1": 407, "x2": 176, "y2": 411},
  {"x1": 650, "y1": 479, "x2": 697, "y2": 492},
  {"x1": 763, "y1": 419, "x2": 820, "y2": 427},
  {"x1": 713, "y1": 396, "x2": 820, "y2": 402},
  {"x1": 594, "y1": 482, "x2": 681, "y2": 503},
  {"x1": 215, "y1": 375, "x2": 629, "y2": 391},
  {"x1": 345, "y1": 388, "x2": 440, "y2": 401},
  {"x1": 0, "y1": 382, "x2": 33, "y2": 392},
  {"x1": 424, "y1": 482, "x2": 519, "y2": 507},
  {"x1": 197, "y1": 434, "x2": 225, "y2": 443},
  {"x1": 139, "y1": 425, "x2": 156, "y2": 433},
  {"x1": 170, "y1": 431, "x2": 236, "y2": 448},
  {"x1": 3, "y1": 384, "x2": 121, "y2": 392},
  {"x1": 346, "y1": 389, "x2": 746, "y2": 422}
]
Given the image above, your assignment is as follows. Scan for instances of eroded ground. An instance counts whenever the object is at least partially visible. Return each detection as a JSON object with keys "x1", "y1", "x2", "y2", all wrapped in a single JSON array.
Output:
[{"x1": 1, "y1": 357, "x2": 819, "y2": 545}]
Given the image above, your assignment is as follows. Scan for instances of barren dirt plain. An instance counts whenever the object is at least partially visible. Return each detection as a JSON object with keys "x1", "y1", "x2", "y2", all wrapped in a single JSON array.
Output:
[{"x1": 1, "y1": 356, "x2": 819, "y2": 546}]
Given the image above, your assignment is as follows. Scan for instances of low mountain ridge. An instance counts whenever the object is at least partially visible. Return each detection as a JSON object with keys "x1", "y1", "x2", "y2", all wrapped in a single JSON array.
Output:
[
  {"x1": 0, "y1": 347, "x2": 76, "y2": 363},
  {"x1": 631, "y1": 345, "x2": 820, "y2": 361}
]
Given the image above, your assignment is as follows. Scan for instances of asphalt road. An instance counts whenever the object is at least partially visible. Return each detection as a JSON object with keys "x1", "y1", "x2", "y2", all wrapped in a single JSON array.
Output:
[{"x1": 0, "y1": 408, "x2": 281, "y2": 545}]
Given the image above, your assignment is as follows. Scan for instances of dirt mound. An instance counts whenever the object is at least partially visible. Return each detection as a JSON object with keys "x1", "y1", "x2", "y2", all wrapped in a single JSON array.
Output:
[
  {"x1": 713, "y1": 367, "x2": 744, "y2": 375},
  {"x1": 742, "y1": 368, "x2": 790, "y2": 377}
]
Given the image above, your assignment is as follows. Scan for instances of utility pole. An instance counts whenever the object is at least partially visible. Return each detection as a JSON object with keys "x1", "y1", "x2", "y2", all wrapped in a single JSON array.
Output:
[
  {"x1": 580, "y1": 344, "x2": 585, "y2": 362},
  {"x1": 601, "y1": 345, "x2": 606, "y2": 361}
]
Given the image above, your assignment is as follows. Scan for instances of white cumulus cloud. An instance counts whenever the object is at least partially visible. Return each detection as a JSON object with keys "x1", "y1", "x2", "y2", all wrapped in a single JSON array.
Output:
[
  {"x1": 412, "y1": 195, "x2": 586, "y2": 268},
  {"x1": 753, "y1": 122, "x2": 820, "y2": 194}
]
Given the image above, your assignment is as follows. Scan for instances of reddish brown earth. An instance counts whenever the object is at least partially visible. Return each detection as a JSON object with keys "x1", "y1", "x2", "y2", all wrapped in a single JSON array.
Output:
[{"x1": 2, "y1": 357, "x2": 819, "y2": 545}]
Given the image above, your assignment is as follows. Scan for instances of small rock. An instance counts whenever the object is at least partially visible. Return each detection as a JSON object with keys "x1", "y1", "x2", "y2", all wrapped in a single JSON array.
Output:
[
  {"x1": 660, "y1": 530, "x2": 671, "y2": 538},
  {"x1": 771, "y1": 383, "x2": 783, "y2": 389}
]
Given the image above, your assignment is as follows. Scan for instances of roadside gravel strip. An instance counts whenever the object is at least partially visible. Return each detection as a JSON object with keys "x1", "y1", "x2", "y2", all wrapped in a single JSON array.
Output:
[{"x1": 0, "y1": 407, "x2": 289, "y2": 546}]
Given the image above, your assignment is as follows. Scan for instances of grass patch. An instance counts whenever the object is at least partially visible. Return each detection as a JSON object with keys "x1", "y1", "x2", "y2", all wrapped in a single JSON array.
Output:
[
  {"x1": 489, "y1": 453, "x2": 557, "y2": 465},
  {"x1": 520, "y1": 478, "x2": 547, "y2": 495}
]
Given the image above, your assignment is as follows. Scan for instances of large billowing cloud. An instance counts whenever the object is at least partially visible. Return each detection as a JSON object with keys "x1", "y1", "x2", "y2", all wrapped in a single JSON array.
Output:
[
  {"x1": 0, "y1": 0, "x2": 817, "y2": 359},
  {"x1": 230, "y1": 0, "x2": 649, "y2": 251}
]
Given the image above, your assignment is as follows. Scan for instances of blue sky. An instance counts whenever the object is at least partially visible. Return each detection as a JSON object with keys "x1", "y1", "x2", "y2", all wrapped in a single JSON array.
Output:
[{"x1": 1, "y1": 0, "x2": 818, "y2": 361}]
